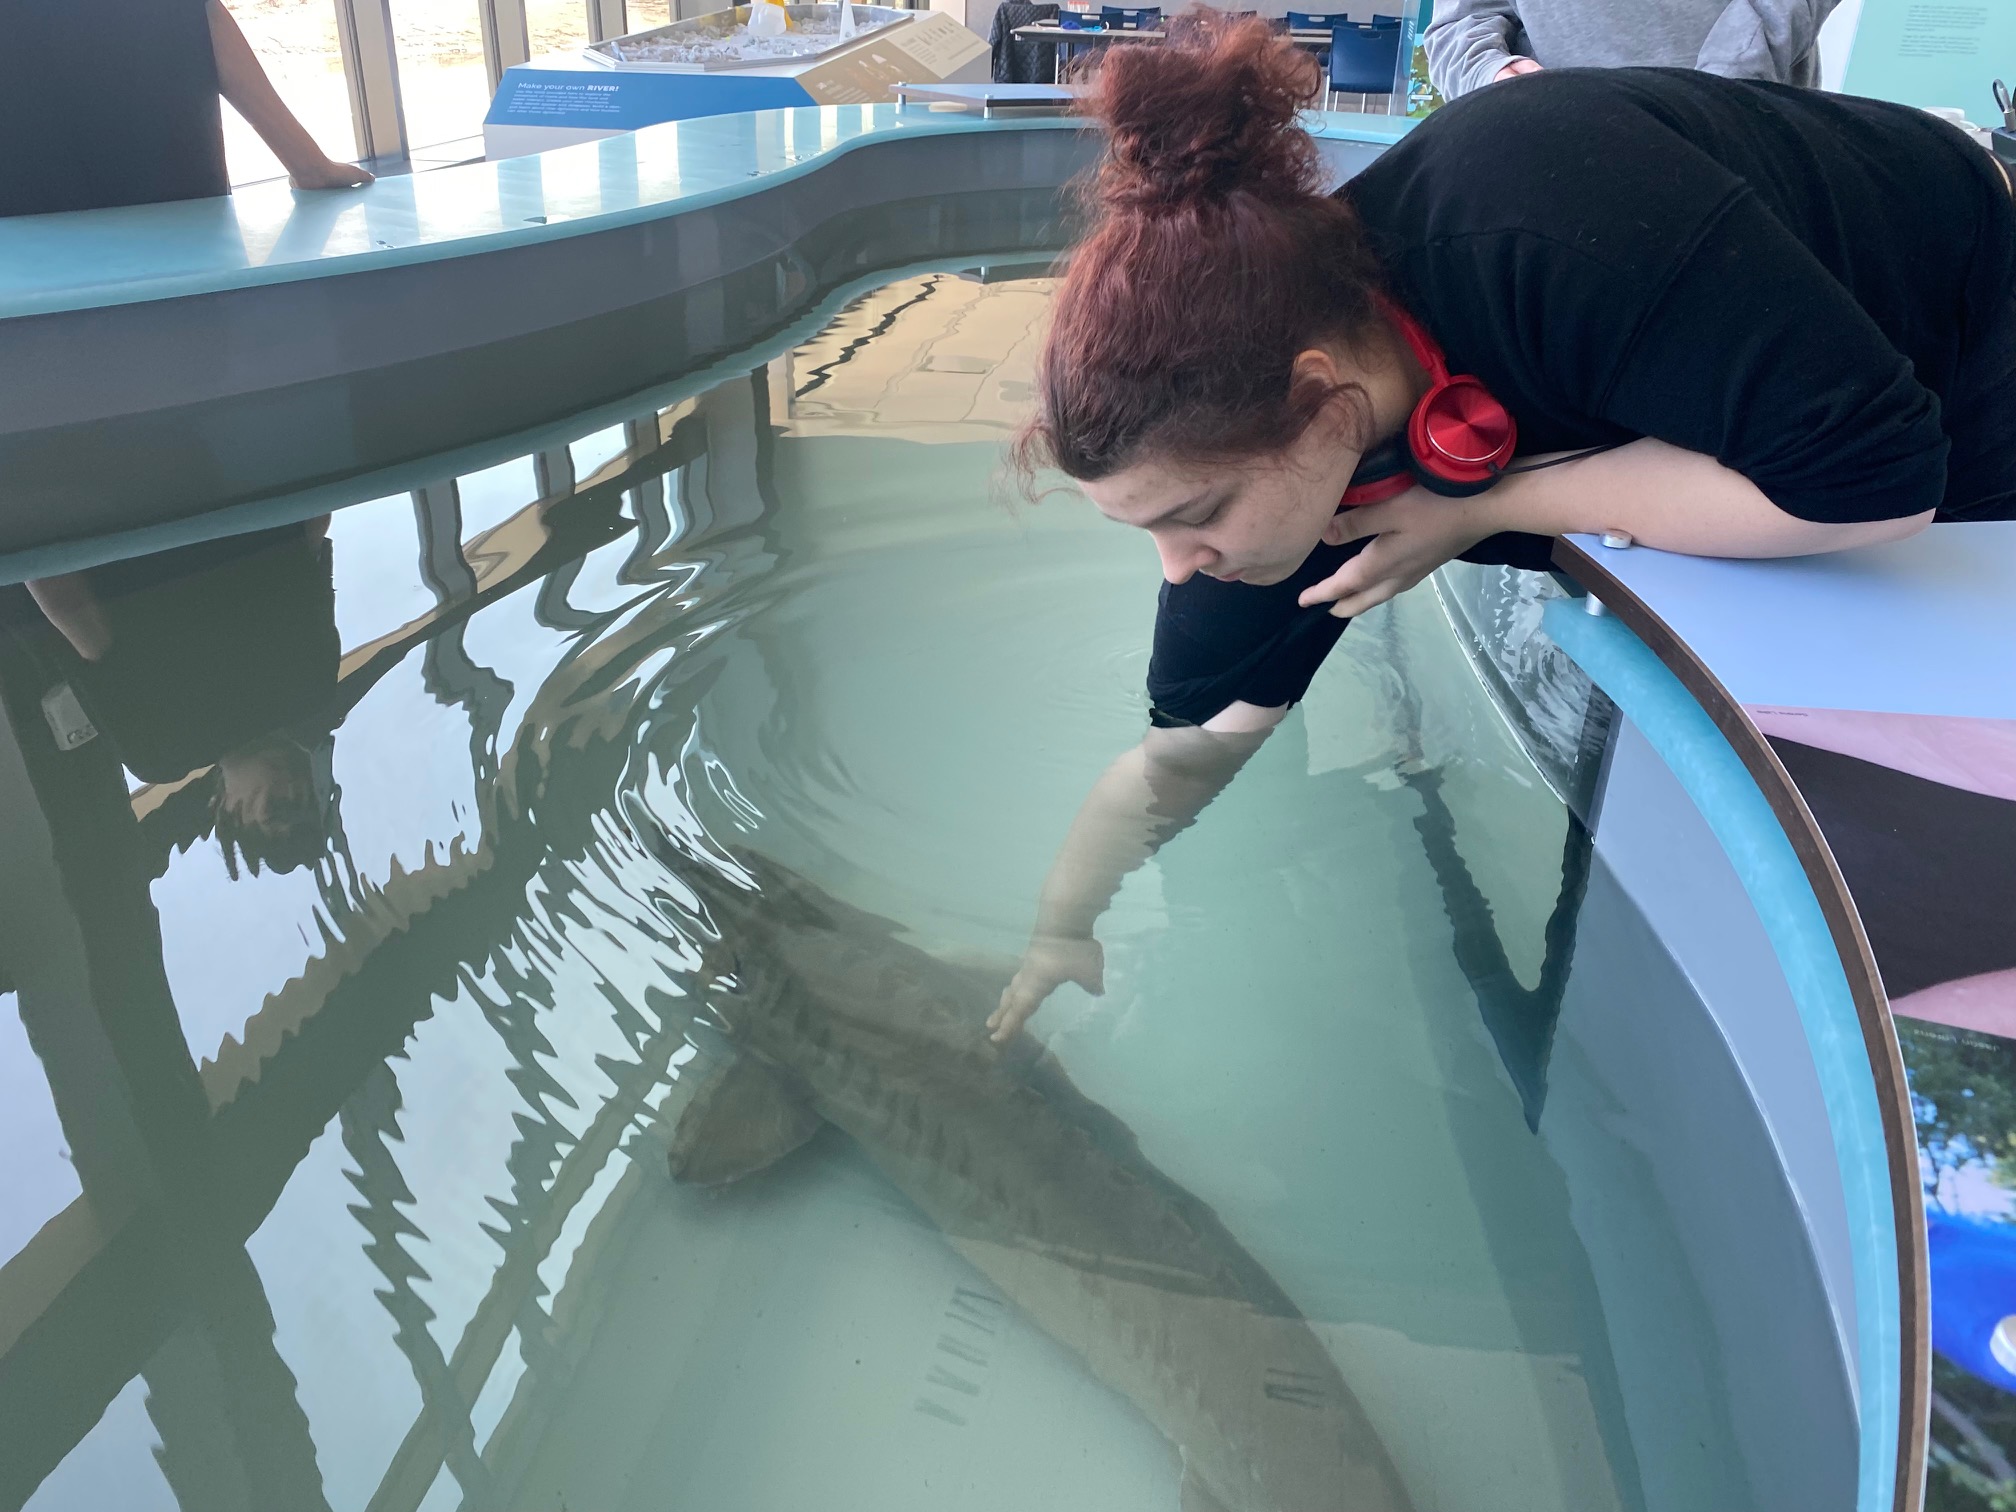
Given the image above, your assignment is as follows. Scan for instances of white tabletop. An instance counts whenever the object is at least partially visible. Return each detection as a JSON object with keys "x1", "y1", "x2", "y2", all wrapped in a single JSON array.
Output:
[{"x1": 1568, "y1": 522, "x2": 2016, "y2": 720}]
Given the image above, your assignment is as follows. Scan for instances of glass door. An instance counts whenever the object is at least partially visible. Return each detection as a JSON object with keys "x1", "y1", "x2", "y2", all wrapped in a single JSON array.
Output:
[{"x1": 390, "y1": 0, "x2": 504, "y2": 158}]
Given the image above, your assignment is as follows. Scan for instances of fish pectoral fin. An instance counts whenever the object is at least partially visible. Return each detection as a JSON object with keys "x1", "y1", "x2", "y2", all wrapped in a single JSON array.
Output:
[
  {"x1": 1178, "y1": 1460, "x2": 1233, "y2": 1512},
  {"x1": 666, "y1": 1054, "x2": 823, "y2": 1187}
]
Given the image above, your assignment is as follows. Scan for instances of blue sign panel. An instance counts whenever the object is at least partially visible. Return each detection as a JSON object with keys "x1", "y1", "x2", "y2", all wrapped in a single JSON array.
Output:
[
  {"x1": 485, "y1": 67, "x2": 814, "y2": 130},
  {"x1": 1844, "y1": 0, "x2": 2016, "y2": 115}
]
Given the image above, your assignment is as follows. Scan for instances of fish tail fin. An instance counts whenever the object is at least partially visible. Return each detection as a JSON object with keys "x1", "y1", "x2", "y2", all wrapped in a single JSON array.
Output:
[
  {"x1": 667, "y1": 1053, "x2": 823, "y2": 1186},
  {"x1": 1178, "y1": 1456, "x2": 1233, "y2": 1512}
]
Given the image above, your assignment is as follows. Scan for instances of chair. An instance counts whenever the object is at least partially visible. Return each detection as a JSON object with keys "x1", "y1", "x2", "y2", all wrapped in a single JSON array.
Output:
[
  {"x1": 990, "y1": 0, "x2": 1060, "y2": 82},
  {"x1": 1371, "y1": 12, "x2": 1402, "y2": 22},
  {"x1": 1287, "y1": 10, "x2": 1352, "y2": 29},
  {"x1": 1050, "y1": 5, "x2": 1097, "y2": 81},
  {"x1": 1327, "y1": 21, "x2": 1402, "y2": 111},
  {"x1": 1100, "y1": 5, "x2": 1162, "y2": 29}
]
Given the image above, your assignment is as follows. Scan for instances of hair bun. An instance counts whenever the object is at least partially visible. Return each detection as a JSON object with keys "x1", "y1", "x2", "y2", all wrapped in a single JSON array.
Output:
[{"x1": 1082, "y1": 9, "x2": 1324, "y2": 214}]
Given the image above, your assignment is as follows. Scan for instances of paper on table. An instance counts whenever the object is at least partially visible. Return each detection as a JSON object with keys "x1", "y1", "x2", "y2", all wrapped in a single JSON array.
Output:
[{"x1": 892, "y1": 11, "x2": 989, "y2": 73}]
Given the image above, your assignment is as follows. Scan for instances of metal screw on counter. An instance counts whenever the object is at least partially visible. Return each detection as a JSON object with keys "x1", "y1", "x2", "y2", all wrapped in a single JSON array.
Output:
[
  {"x1": 1584, "y1": 530, "x2": 1633, "y2": 615},
  {"x1": 1572, "y1": 536, "x2": 1636, "y2": 616}
]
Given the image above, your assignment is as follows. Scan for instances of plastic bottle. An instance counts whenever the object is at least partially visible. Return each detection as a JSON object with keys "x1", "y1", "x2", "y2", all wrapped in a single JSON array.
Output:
[
  {"x1": 747, "y1": 0, "x2": 791, "y2": 36},
  {"x1": 1924, "y1": 105, "x2": 1991, "y2": 148}
]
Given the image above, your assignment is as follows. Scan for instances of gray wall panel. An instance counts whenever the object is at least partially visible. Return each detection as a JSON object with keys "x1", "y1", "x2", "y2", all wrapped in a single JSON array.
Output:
[
  {"x1": 1588, "y1": 715, "x2": 1856, "y2": 1367},
  {"x1": 1547, "y1": 846, "x2": 1858, "y2": 1510}
]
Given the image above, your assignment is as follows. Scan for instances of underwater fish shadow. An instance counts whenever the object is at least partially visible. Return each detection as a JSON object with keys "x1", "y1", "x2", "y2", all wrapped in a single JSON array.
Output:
[{"x1": 646, "y1": 835, "x2": 1417, "y2": 1512}]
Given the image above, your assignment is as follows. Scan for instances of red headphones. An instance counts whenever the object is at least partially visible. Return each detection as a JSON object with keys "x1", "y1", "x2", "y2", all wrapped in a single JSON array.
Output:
[{"x1": 1338, "y1": 297, "x2": 1518, "y2": 506}]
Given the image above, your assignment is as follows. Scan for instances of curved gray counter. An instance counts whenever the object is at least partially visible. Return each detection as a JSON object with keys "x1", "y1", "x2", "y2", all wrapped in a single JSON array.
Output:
[{"x1": 0, "y1": 105, "x2": 1402, "y2": 572}]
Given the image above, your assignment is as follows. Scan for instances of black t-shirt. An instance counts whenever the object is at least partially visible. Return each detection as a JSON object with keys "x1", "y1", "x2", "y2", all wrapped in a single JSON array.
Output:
[
  {"x1": 1148, "y1": 68, "x2": 2016, "y2": 727},
  {"x1": 0, "y1": 0, "x2": 229, "y2": 217}
]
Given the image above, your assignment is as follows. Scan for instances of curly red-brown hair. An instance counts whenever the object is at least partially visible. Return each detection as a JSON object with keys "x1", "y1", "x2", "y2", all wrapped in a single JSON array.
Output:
[{"x1": 1019, "y1": 8, "x2": 1388, "y2": 482}]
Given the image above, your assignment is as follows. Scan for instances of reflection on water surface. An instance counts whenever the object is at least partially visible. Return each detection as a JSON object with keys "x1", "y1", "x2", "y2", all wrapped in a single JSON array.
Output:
[{"x1": 0, "y1": 269, "x2": 1747, "y2": 1512}]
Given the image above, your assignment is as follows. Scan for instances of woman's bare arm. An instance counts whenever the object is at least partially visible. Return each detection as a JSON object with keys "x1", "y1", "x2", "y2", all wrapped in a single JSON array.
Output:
[
  {"x1": 1300, "y1": 437, "x2": 1935, "y2": 619},
  {"x1": 988, "y1": 704, "x2": 1283, "y2": 1040},
  {"x1": 207, "y1": 1, "x2": 375, "y2": 190},
  {"x1": 25, "y1": 575, "x2": 113, "y2": 661}
]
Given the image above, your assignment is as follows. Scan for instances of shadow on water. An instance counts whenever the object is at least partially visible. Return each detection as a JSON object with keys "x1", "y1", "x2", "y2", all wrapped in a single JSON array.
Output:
[
  {"x1": 1375, "y1": 609, "x2": 1596, "y2": 1134},
  {"x1": 1404, "y1": 773, "x2": 1591, "y2": 1133},
  {"x1": 1367, "y1": 607, "x2": 1643, "y2": 1512}
]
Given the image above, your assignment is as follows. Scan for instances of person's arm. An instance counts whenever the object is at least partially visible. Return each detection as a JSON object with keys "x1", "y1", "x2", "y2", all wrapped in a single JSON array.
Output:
[
  {"x1": 1421, "y1": 0, "x2": 1532, "y2": 99},
  {"x1": 25, "y1": 574, "x2": 114, "y2": 661},
  {"x1": 988, "y1": 706, "x2": 1281, "y2": 1041},
  {"x1": 989, "y1": 544, "x2": 1362, "y2": 1039},
  {"x1": 1297, "y1": 440, "x2": 1933, "y2": 619},
  {"x1": 1695, "y1": 0, "x2": 1840, "y2": 85},
  {"x1": 206, "y1": 1, "x2": 375, "y2": 190}
]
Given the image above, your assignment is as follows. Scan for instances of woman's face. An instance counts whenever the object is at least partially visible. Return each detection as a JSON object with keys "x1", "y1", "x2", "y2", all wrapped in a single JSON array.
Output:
[{"x1": 1080, "y1": 403, "x2": 1366, "y2": 587}]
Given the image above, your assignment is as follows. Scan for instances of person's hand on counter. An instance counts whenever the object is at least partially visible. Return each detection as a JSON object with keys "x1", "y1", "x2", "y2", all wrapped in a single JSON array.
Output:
[
  {"x1": 209, "y1": 0, "x2": 375, "y2": 193},
  {"x1": 287, "y1": 156, "x2": 376, "y2": 191}
]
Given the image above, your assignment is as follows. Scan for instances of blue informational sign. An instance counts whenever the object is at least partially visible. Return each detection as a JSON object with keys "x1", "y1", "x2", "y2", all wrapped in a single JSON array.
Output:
[
  {"x1": 1897, "y1": 1019, "x2": 2016, "y2": 1506},
  {"x1": 1843, "y1": 0, "x2": 2016, "y2": 115},
  {"x1": 485, "y1": 67, "x2": 815, "y2": 131},
  {"x1": 1927, "y1": 1208, "x2": 2016, "y2": 1394}
]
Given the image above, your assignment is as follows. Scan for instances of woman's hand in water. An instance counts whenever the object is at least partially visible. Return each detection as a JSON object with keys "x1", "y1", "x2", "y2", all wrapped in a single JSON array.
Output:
[
  {"x1": 1299, "y1": 487, "x2": 1493, "y2": 619},
  {"x1": 988, "y1": 933, "x2": 1105, "y2": 1043}
]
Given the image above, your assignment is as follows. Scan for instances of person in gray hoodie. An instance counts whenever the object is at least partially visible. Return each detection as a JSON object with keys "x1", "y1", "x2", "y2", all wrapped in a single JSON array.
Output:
[{"x1": 1424, "y1": 0, "x2": 1840, "y2": 99}]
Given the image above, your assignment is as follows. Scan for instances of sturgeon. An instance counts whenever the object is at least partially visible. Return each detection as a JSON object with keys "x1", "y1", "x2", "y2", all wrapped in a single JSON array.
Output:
[{"x1": 654, "y1": 837, "x2": 1415, "y2": 1512}]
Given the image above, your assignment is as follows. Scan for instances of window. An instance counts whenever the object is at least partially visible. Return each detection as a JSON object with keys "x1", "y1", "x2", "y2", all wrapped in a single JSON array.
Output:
[
  {"x1": 217, "y1": 0, "x2": 678, "y2": 178},
  {"x1": 390, "y1": 0, "x2": 498, "y2": 154},
  {"x1": 524, "y1": 0, "x2": 595, "y2": 60}
]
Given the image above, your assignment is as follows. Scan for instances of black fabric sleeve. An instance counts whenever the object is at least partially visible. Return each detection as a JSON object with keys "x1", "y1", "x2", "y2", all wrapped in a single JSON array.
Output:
[
  {"x1": 1939, "y1": 288, "x2": 2016, "y2": 522},
  {"x1": 1597, "y1": 189, "x2": 1950, "y2": 524},
  {"x1": 1144, "y1": 525, "x2": 1560, "y2": 727},
  {"x1": 1146, "y1": 539, "x2": 1369, "y2": 727}
]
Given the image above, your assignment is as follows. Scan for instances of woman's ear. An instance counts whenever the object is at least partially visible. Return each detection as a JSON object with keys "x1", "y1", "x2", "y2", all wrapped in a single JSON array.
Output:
[
  {"x1": 1291, "y1": 346, "x2": 1376, "y2": 457},
  {"x1": 1290, "y1": 346, "x2": 1346, "y2": 389}
]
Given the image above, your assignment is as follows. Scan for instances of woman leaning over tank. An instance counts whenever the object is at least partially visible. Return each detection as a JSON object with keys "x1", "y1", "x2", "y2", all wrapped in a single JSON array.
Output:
[{"x1": 989, "y1": 11, "x2": 2016, "y2": 1039}]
